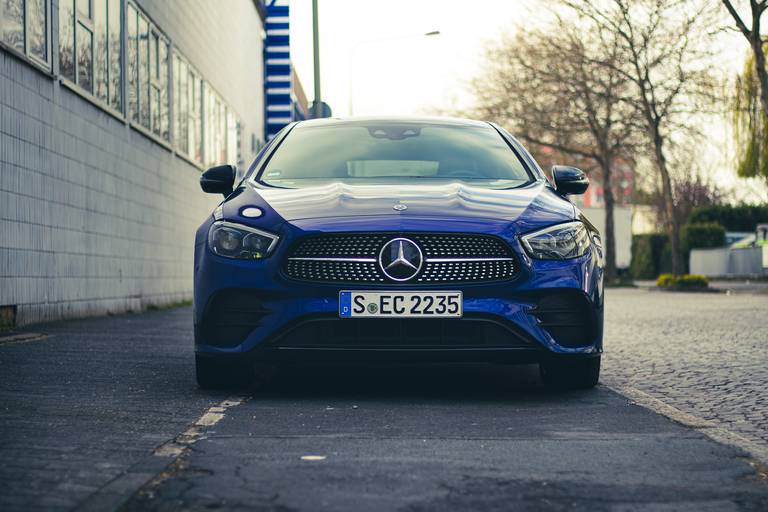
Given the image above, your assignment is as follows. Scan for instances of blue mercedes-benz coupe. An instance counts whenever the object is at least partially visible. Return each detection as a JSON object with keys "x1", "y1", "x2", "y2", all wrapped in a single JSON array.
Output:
[{"x1": 194, "y1": 117, "x2": 604, "y2": 389}]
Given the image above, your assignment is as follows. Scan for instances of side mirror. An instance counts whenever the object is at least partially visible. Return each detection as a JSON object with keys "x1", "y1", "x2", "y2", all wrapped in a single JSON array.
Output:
[
  {"x1": 200, "y1": 165, "x2": 235, "y2": 197},
  {"x1": 552, "y1": 165, "x2": 589, "y2": 195}
]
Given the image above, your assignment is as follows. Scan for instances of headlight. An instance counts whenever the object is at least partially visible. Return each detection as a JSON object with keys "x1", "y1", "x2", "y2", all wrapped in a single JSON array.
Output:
[
  {"x1": 591, "y1": 233, "x2": 604, "y2": 264},
  {"x1": 520, "y1": 221, "x2": 591, "y2": 260},
  {"x1": 208, "y1": 221, "x2": 278, "y2": 259}
]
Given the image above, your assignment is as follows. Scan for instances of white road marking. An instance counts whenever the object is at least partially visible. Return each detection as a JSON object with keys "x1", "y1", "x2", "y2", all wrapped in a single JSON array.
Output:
[
  {"x1": 301, "y1": 455, "x2": 327, "y2": 461},
  {"x1": 153, "y1": 395, "x2": 248, "y2": 457},
  {"x1": 0, "y1": 332, "x2": 48, "y2": 346}
]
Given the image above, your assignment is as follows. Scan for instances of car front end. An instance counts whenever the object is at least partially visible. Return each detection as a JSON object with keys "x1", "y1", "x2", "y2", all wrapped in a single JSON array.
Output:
[{"x1": 193, "y1": 118, "x2": 604, "y2": 389}]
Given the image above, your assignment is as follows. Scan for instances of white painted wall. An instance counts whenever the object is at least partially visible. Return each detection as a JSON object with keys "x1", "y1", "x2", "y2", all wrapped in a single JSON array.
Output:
[{"x1": 579, "y1": 207, "x2": 634, "y2": 269}]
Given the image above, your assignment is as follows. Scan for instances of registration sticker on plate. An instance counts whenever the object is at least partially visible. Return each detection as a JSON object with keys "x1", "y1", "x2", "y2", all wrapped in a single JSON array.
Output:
[{"x1": 339, "y1": 291, "x2": 462, "y2": 318}]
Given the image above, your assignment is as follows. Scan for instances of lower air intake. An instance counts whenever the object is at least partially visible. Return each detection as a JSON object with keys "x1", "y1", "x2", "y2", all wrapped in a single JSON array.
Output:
[{"x1": 530, "y1": 291, "x2": 596, "y2": 347}]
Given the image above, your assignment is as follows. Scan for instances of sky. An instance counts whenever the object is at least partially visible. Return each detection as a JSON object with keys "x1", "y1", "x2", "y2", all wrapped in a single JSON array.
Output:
[
  {"x1": 289, "y1": 0, "x2": 544, "y2": 117},
  {"x1": 288, "y1": 0, "x2": 763, "y2": 201}
]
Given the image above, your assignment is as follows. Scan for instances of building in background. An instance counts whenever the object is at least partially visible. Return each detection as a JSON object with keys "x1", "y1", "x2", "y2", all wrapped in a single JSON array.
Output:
[
  {"x1": 0, "y1": 0, "x2": 304, "y2": 326},
  {"x1": 574, "y1": 159, "x2": 636, "y2": 210}
]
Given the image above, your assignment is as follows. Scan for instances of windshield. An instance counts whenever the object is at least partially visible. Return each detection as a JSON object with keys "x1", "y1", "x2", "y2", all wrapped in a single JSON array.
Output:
[{"x1": 256, "y1": 121, "x2": 532, "y2": 189}]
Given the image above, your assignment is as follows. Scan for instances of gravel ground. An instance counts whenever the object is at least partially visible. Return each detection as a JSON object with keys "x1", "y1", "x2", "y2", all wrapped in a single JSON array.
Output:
[{"x1": 602, "y1": 288, "x2": 768, "y2": 452}]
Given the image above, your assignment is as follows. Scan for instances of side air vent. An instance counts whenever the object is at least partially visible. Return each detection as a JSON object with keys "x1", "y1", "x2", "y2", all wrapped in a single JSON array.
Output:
[
  {"x1": 198, "y1": 290, "x2": 271, "y2": 347},
  {"x1": 529, "y1": 291, "x2": 596, "y2": 347}
]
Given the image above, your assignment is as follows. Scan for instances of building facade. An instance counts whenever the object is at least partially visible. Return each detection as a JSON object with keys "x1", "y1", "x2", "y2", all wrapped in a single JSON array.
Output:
[{"x1": 0, "y1": 0, "x2": 285, "y2": 326}]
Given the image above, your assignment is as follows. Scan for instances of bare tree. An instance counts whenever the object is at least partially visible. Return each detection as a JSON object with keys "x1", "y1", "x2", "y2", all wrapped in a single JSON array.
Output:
[
  {"x1": 722, "y1": 1, "x2": 768, "y2": 117},
  {"x1": 639, "y1": 143, "x2": 728, "y2": 229},
  {"x1": 471, "y1": 23, "x2": 639, "y2": 282},
  {"x1": 560, "y1": 0, "x2": 718, "y2": 275}
]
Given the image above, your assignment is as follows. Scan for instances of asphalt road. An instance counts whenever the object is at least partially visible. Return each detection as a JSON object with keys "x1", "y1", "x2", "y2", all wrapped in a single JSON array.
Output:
[{"x1": 1, "y1": 290, "x2": 767, "y2": 511}]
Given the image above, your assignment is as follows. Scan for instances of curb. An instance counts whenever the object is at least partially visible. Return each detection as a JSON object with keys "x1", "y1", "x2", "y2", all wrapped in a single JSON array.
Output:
[{"x1": 609, "y1": 384, "x2": 768, "y2": 467}]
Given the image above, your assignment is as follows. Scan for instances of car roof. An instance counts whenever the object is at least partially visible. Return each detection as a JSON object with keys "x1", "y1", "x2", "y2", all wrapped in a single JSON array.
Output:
[{"x1": 293, "y1": 116, "x2": 492, "y2": 129}]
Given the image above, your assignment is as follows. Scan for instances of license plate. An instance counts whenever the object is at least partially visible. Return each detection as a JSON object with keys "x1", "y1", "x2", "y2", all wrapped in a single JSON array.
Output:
[{"x1": 339, "y1": 291, "x2": 462, "y2": 318}]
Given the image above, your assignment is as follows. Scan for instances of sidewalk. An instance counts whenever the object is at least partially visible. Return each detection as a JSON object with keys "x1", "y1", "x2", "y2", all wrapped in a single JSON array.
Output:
[{"x1": 635, "y1": 279, "x2": 768, "y2": 293}]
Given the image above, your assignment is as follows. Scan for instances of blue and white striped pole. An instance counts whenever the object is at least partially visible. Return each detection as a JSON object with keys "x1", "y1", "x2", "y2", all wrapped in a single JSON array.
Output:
[{"x1": 264, "y1": 0, "x2": 292, "y2": 140}]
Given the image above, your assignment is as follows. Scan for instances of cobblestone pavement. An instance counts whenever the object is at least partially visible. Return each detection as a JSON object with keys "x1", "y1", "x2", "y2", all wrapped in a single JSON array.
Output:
[{"x1": 602, "y1": 288, "x2": 768, "y2": 453}]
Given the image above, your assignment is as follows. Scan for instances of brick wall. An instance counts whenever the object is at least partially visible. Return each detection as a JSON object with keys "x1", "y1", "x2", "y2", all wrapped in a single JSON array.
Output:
[{"x1": 0, "y1": 0, "x2": 264, "y2": 326}]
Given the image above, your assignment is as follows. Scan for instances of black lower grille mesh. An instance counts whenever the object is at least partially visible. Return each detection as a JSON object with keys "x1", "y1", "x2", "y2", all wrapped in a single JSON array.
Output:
[
  {"x1": 198, "y1": 290, "x2": 271, "y2": 347},
  {"x1": 267, "y1": 316, "x2": 532, "y2": 349},
  {"x1": 530, "y1": 292, "x2": 595, "y2": 347}
]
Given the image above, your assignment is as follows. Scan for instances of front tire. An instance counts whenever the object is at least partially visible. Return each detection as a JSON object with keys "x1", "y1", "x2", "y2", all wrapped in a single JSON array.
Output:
[
  {"x1": 540, "y1": 356, "x2": 600, "y2": 390},
  {"x1": 195, "y1": 354, "x2": 253, "y2": 390}
]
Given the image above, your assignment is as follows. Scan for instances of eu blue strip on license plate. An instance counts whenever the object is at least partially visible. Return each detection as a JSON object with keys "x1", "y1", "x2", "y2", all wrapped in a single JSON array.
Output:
[{"x1": 339, "y1": 291, "x2": 353, "y2": 317}]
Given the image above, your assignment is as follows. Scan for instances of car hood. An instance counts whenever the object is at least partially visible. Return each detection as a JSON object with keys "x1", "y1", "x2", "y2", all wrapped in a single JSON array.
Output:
[{"x1": 221, "y1": 181, "x2": 576, "y2": 234}]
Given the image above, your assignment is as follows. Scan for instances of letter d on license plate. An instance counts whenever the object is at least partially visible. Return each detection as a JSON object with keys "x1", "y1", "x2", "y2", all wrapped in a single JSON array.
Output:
[{"x1": 339, "y1": 291, "x2": 462, "y2": 318}]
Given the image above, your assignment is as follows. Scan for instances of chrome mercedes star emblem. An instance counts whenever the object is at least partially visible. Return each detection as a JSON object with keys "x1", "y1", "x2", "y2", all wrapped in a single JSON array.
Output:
[
  {"x1": 393, "y1": 204, "x2": 407, "y2": 211},
  {"x1": 379, "y1": 238, "x2": 423, "y2": 281}
]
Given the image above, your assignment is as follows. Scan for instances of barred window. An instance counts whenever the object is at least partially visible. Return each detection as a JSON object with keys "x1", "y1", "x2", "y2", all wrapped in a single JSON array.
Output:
[{"x1": 2, "y1": 0, "x2": 50, "y2": 68}]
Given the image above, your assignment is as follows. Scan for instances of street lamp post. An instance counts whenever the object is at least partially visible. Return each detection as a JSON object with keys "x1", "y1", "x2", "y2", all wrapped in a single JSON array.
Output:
[
  {"x1": 312, "y1": 0, "x2": 322, "y2": 119},
  {"x1": 348, "y1": 30, "x2": 440, "y2": 116}
]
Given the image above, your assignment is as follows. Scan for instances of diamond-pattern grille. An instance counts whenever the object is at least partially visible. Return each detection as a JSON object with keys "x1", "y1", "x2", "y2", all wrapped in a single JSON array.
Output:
[
  {"x1": 417, "y1": 260, "x2": 516, "y2": 283},
  {"x1": 289, "y1": 234, "x2": 390, "y2": 259},
  {"x1": 285, "y1": 259, "x2": 386, "y2": 283},
  {"x1": 283, "y1": 233, "x2": 517, "y2": 284}
]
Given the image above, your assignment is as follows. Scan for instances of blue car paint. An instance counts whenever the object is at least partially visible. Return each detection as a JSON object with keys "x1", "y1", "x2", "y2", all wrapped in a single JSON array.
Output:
[{"x1": 194, "y1": 119, "x2": 604, "y2": 361}]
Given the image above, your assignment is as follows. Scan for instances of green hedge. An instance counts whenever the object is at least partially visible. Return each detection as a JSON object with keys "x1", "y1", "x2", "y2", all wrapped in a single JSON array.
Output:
[
  {"x1": 656, "y1": 273, "x2": 709, "y2": 290},
  {"x1": 630, "y1": 233, "x2": 672, "y2": 279},
  {"x1": 689, "y1": 204, "x2": 768, "y2": 232},
  {"x1": 632, "y1": 225, "x2": 725, "y2": 279},
  {"x1": 681, "y1": 223, "x2": 726, "y2": 253}
]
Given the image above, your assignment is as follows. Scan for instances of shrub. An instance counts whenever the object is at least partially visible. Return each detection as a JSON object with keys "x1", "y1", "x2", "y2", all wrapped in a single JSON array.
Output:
[
  {"x1": 631, "y1": 233, "x2": 671, "y2": 279},
  {"x1": 676, "y1": 274, "x2": 710, "y2": 289},
  {"x1": 656, "y1": 273, "x2": 709, "y2": 290},
  {"x1": 681, "y1": 223, "x2": 726, "y2": 251},
  {"x1": 689, "y1": 204, "x2": 768, "y2": 232},
  {"x1": 656, "y1": 273, "x2": 676, "y2": 288}
]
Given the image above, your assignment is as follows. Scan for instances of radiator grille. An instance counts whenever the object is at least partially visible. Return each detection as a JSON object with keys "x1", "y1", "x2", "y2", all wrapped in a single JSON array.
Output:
[
  {"x1": 284, "y1": 233, "x2": 517, "y2": 284},
  {"x1": 417, "y1": 260, "x2": 516, "y2": 283}
]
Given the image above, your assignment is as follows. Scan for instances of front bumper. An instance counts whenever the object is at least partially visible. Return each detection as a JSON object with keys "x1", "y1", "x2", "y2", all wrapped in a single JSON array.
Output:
[{"x1": 193, "y1": 221, "x2": 604, "y2": 363}]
